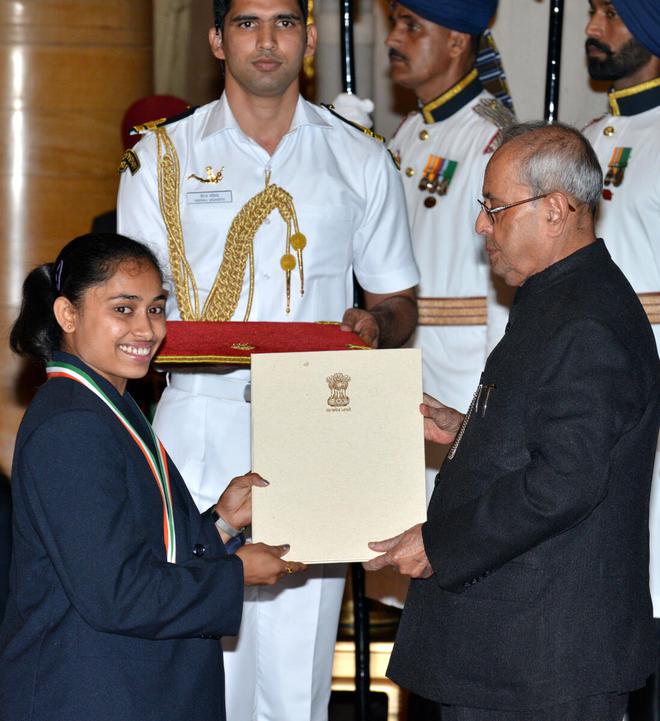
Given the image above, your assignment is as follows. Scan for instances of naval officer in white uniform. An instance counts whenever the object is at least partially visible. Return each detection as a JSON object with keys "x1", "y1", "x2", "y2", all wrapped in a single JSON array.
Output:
[{"x1": 117, "y1": 0, "x2": 419, "y2": 720}]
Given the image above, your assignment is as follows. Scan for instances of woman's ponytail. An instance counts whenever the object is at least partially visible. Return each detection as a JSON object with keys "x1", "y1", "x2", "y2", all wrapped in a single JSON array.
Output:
[{"x1": 10, "y1": 263, "x2": 61, "y2": 362}]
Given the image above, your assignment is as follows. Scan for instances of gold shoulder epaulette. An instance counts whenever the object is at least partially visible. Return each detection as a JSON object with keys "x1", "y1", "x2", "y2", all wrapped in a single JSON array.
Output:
[
  {"x1": 321, "y1": 103, "x2": 385, "y2": 143},
  {"x1": 472, "y1": 98, "x2": 516, "y2": 130},
  {"x1": 130, "y1": 106, "x2": 197, "y2": 136}
]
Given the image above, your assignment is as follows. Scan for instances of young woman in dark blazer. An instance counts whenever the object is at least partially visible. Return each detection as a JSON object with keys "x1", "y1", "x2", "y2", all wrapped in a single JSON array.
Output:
[{"x1": 0, "y1": 234, "x2": 304, "y2": 721}]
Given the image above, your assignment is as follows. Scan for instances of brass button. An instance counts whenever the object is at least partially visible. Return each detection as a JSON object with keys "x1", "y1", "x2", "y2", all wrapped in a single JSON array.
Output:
[
  {"x1": 405, "y1": 167, "x2": 415, "y2": 177},
  {"x1": 603, "y1": 126, "x2": 615, "y2": 137},
  {"x1": 419, "y1": 129, "x2": 429, "y2": 141},
  {"x1": 424, "y1": 196, "x2": 436, "y2": 208}
]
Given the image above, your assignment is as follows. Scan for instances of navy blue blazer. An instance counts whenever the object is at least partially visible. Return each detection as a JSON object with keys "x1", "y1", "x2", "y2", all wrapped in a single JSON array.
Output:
[
  {"x1": 0, "y1": 352, "x2": 244, "y2": 721},
  {"x1": 0, "y1": 472, "x2": 10, "y2": 623},
  {"x1": 389, "y1": 241, "x2": 660, "y2": 710}
]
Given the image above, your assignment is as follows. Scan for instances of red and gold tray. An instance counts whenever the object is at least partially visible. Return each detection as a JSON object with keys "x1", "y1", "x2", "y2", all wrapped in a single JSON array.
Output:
[{"x1": 154, "y1": 321, "x2": 371, "y2": 366}]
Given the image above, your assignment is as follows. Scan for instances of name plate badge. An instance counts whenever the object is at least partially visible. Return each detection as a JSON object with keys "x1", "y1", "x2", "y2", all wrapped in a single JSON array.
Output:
[{"x1": 187, "y1": 190, "x2": 233, "y2": 205}]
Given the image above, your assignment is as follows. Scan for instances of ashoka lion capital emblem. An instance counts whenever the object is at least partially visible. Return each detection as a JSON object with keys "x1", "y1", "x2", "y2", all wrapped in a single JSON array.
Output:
[{"x1": 326, "y1": 372, "x2": 351, "y2": 408}]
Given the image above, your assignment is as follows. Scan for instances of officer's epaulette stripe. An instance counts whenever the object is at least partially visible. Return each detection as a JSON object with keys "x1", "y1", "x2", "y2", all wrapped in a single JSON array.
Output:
[
  {"x1": 472, "y1": 98, "x2": 516, "y2": 130},
  {"x1": 321, "y1": 103, "x2": 385, "y2": 144},
  {"x1": 130, "y1": 106, "x2": 198, "y2": 136},
  {"x1": 582, "y1": 113, "x2": 608, "y2": 130}
]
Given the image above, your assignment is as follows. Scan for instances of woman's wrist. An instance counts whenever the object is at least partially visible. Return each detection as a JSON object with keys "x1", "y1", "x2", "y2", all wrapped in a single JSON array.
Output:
[{"x1": 210, "y1": 506, "x2": 244, "y2": 538}]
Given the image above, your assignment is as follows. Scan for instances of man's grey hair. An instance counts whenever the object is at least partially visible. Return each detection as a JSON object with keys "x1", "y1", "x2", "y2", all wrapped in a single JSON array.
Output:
[{"x1": 499, "y1": 121, "x2": 603, "y2": 213}]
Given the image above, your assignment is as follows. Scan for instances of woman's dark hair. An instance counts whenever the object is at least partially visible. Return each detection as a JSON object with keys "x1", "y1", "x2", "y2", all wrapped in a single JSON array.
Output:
[{"x1": 10, "y1": 233, "x2": 163, "y2": 363}]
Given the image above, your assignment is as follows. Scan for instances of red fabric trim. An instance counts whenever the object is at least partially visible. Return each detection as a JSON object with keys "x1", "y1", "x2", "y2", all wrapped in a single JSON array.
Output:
[{"x1": 154, "y1": 321, "x2": 371, "y2": 365}]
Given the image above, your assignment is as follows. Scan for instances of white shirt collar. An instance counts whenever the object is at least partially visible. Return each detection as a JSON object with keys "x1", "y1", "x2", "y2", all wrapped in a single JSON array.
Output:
[{"x1": 201, "y1": 92, "x2": 331, "y2": 141}]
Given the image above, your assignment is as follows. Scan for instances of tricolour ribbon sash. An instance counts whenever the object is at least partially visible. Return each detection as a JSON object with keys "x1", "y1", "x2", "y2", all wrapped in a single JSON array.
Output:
[{"x1": 46, "y1": 361, "x2": 177, "y2": 563}]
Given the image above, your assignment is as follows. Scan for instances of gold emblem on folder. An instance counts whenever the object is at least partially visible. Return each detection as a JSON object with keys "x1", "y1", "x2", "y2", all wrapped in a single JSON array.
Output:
[{"x1": 326, "y1": 373, "x2": 351, "y2": 408}]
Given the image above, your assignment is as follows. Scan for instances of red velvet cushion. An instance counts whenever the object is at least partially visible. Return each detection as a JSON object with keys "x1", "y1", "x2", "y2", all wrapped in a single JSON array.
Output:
[{"x1": 154, "y1": 321, "x2": 371, "y2": 366}]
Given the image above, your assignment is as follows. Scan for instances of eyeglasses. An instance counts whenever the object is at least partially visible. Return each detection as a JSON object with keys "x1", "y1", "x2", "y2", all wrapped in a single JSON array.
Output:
[{"x1": 477, "y1": 194, "x2": 576, "y2": 223}]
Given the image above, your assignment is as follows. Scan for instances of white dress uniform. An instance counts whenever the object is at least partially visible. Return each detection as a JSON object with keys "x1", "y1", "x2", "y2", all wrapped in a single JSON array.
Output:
[
  {"x1": 583, "y1": 77, "x2": 660, "y2": 616},
  {"x1": 389, "y1": 69, "x2": 514, "y2": 497},
  {"x1": 117, "y1": 92, "x2": 419, "y2": 721}
]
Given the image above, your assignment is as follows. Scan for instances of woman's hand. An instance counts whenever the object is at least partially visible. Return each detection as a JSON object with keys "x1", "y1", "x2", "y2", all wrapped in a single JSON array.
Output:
[
  {"x1": 236, "y1": 543, "x2": 307, "y2": 585},
  {"x1": 215, "y1": 472, "x2": 269, "y2": 531}
]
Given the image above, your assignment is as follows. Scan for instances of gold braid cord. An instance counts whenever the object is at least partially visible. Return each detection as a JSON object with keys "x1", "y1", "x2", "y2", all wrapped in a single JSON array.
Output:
[
  {"x1": 155, "y1": 126, "x2": 306, "y2": 321},
  {"x1": 203, "y1": 182, "x2": 305, "y2": 321},
  {"x1": 156, "y1": 127, "x2": 200, "y2": 320}
]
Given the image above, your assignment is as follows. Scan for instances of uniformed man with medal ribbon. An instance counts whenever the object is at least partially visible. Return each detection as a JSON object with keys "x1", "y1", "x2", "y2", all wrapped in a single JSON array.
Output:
[{"x1": 385, "y1": 0, "x2": 516, "y2": 498}]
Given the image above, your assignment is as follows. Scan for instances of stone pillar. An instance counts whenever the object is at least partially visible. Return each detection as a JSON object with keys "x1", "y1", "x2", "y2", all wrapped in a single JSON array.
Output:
[{"x1": 0, "y1": 0, "x2": 153, "y2": 471}]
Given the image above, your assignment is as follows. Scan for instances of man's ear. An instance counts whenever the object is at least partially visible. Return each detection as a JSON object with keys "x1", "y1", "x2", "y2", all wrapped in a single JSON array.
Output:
[
  {"x1": 545, "y1": 192, "x2": 571, "y2": 236},
  {"x1": 53, "y1": 296, "x2": 78, "y2": 335},
  {"x1": 209, "y1": 26, "x2": 225, "y2": 61},
  {"x1": 304, "y1": 22, "x2": 317, "y2": 59},
  {"x1": 447, "y1": 30, "x2": 470, "y2": 59}
]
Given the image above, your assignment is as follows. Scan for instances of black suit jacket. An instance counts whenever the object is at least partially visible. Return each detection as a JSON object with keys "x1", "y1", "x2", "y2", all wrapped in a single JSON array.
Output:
[
  {"x1": 389, "y1": 240, "x2": 660, "y2": 710},
  {"x1": 0, "y1": 352, "x2": 244, "y2": 721}
]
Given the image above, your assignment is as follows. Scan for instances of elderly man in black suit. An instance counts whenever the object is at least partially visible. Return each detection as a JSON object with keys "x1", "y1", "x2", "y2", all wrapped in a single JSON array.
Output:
[{"x1": 366, "y1": 122, "x2": 660, "y2": 721}]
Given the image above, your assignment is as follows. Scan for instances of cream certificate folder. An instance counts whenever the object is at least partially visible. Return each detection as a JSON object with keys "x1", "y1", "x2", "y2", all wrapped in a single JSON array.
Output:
[{"x1": 251, "y1": 348, "x2": 426, "y2": 564}]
